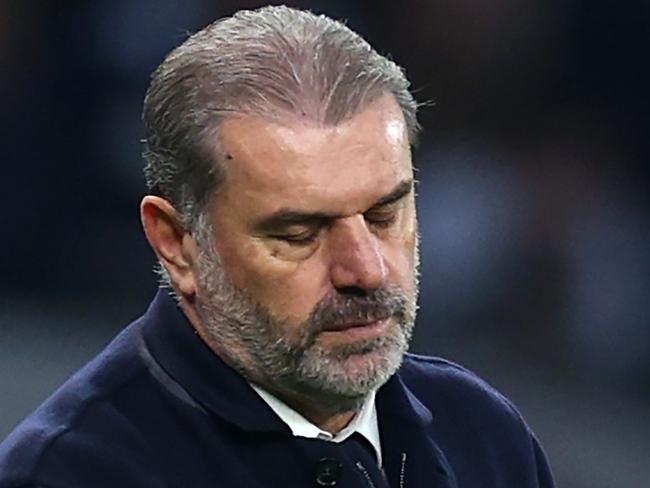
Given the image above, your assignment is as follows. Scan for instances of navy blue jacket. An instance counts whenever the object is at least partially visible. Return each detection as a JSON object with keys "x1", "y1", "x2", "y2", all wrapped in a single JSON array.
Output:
[{"x1": 0, "y1": 291, "x2": 554, "y2": 487}]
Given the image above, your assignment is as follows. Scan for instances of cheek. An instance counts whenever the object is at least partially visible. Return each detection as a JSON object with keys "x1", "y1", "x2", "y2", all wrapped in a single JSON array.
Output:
[
  {"x1": 218, "y1": 237, "x2": 329, "y2": 322},
  {"x1": 385, "y1": 242, "x2": 415, "y2": 287},
  {"x1": 384, "y1": 224, "x2": 418, "y2": 291}
]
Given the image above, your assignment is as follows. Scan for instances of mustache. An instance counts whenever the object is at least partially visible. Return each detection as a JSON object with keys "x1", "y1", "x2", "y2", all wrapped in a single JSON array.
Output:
[{"x1": 306, "y1": 286, "x2": 408, "y2": 334}]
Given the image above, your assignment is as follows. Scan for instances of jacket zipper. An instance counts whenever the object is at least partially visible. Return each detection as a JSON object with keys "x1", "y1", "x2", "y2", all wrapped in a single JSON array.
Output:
[
  {"x1": 355, "y1": 462, "x2": 377, "y2": 488},
  {"x1": 399, "y1": 452, "x2": 407, "y2": 488},
  {"x1": 355, "y1": 452, "x2": 407, "y2": 488}
]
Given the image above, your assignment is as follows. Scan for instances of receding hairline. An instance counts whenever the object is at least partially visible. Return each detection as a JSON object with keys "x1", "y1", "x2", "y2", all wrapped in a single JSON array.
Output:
[{"x1": 213, "y1": 90, "x2": 408, "y2": 139}]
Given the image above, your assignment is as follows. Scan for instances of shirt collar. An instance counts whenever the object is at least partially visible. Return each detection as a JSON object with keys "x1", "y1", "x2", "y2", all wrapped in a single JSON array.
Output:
[{"x1": 251, "y1": 385, "x2": 383, "y2": 467}]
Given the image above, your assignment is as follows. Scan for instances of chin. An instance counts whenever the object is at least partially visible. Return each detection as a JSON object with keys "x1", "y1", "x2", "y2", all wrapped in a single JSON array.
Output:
[{"x1": 294, "y1": 336, "x2": 406, "y2": 399}]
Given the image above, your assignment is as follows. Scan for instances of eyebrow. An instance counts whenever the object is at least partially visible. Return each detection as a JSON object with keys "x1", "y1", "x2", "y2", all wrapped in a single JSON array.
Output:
[
  {"x1": 371, "y1": 178, "x2": 414, "y2": 207},
  {"x1": 253, "y1": 178, "x2": 414, "y2": 230}
]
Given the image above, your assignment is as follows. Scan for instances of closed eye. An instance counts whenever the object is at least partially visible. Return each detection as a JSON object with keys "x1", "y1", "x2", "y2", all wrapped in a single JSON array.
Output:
[
  {"x1": 364, "y1": 199, "x2": 402, "y2": 229},
  {"x1": 271, "y1": 231, "x2": 319, "y2": 245},
  {"x1": 365, "y1": 213, "x2": 397, "y2": 228}
]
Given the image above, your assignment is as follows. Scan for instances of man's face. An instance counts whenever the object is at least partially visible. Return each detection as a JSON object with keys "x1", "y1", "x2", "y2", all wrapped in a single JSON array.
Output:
[{"x1": 193, "y1": 94, "x2": 419, "y2": 404}]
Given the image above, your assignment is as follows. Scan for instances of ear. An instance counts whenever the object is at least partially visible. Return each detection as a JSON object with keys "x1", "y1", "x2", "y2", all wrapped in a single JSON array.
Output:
[{"x1": 140, "y1": 196, "x2": 200, "y2": 298}]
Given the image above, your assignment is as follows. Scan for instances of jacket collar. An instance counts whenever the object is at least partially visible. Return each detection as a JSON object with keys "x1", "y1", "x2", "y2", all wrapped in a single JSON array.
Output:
[
  {"x1": 141, "y1": 289, "x2": 288, "y2": 434},
  {"x1": 140, "y1": 289, "x2": 433, "y2": 434}
]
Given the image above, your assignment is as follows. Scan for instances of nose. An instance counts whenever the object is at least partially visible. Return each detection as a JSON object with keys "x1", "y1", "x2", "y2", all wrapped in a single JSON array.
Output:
[{"x1": 326, "y1": 215, "x2": 388, "y2": 293}]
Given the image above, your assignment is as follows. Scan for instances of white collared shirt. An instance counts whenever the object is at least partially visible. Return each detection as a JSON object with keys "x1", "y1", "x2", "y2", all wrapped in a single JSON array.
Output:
[{"x1": 251, "y1": 385, "x2": 383, "y2": 468}]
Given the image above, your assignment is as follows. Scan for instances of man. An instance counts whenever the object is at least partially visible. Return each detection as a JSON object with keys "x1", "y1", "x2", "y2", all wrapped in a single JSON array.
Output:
[{"x1": 0, "y1": 6, "x2": 553, "y2": 487}]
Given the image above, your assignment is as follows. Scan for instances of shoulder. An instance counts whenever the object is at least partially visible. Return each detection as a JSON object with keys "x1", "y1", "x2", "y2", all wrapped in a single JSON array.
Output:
[
  {"x1": 398, "y1": 353, "x2": 525, "y2": 424},
  {"x1": 399, "y1": 353, "x2": 503, "y2": 393},
  {"x1": 0, "y1": 321, "x2": 152, "y2": 486},
  {"x1": 395, "y1": 356, "x2": 554, "y2": 486}
]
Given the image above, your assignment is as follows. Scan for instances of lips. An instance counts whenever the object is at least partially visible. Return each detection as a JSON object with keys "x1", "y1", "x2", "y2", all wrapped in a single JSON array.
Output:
[{"x1": 321, "y1": 317, "x2": 389, "y2": 332}]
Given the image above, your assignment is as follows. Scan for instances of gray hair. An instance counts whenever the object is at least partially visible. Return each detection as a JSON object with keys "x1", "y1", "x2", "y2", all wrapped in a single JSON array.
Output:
[{"x1": 142, "y1": 5, "x2": 419, "y2": 231}]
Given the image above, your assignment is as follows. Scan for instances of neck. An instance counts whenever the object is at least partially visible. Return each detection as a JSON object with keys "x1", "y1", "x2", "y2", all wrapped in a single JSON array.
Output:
[{"x1": 270, "y1": 390, "x2": 361, "y2": 434}]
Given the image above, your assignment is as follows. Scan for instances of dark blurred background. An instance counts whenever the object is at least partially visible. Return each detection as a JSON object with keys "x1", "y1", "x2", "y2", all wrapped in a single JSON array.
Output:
[{"x1": 1, "y1": 1, "x2": 648, "y2": 486}]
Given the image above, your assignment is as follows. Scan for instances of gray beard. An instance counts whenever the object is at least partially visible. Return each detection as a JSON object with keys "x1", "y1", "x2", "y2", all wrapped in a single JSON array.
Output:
[{"x1": 193, "y1": 228, "x2": 418, "y2": 409}]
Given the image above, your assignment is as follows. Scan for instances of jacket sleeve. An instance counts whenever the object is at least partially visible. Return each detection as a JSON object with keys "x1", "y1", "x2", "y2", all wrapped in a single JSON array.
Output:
[
  {"x1": 531, "y1": 432, "x2": 555, "y2": 488},
  {"x1": 27, "y1": 427, "x2": 165, "y2": 488}
]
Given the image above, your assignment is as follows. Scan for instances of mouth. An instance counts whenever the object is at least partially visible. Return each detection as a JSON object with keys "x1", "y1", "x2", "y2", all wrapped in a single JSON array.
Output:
[{"x1": 319, "y1": 318, "x2": 391, "y2": 341}]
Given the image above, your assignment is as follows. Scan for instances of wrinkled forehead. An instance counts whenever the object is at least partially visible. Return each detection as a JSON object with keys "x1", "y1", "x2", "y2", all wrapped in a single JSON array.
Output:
[{"x1": 212, "y1": 95, "x2": 412, "y2": 212}]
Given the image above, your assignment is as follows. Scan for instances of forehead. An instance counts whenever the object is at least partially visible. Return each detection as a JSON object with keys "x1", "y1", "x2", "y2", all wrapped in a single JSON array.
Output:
[{"x1": 214, "y1": 95, "x2": 412, "y2": 216}]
